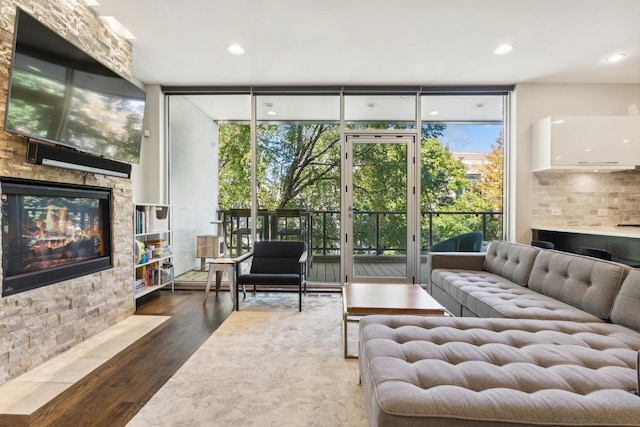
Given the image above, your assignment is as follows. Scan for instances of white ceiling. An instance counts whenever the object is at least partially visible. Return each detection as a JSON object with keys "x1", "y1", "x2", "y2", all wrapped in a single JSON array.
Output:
[
  {"x1": 184, "y1": 93, "x2": 506, "y2": 122},
  {"x1": 90, "y1": 0, "x2": 640, "y2": 87}
]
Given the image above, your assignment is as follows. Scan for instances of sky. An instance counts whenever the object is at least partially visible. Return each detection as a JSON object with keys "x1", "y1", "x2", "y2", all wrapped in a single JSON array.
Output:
[{"x1": 439, "y1": 124, "x2": 502, "y2": 153}]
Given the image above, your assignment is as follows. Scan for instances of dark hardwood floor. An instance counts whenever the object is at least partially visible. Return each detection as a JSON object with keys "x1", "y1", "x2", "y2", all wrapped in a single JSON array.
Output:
[{"x1": 30, "y1": 290, "x2": 234, "y2": 427}]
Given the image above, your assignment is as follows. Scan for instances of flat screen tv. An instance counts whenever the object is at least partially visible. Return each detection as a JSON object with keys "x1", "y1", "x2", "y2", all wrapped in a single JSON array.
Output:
[{"x1": 3, "y1": 8, "x2": 146, "y2": 164}]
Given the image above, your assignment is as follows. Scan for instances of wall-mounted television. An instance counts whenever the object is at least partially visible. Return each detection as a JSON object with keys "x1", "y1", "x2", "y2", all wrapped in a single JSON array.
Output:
[{"x1": 3, "y1": 8, "x2": 146, "y2": 164}]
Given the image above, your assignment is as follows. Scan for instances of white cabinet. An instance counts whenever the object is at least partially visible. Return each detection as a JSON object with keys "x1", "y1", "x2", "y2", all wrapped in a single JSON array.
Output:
[
  {"x1": 134, "y1": 204, "x2": 173, "y2": 304},
  {"x1": 532, "y1": 116, "x2": 640, "y2": 172}
]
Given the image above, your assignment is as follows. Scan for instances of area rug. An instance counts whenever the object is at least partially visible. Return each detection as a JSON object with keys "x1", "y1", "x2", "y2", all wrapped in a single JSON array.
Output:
[{"x1": 127, "y1": 294, "x2": 367, "y2": 426}]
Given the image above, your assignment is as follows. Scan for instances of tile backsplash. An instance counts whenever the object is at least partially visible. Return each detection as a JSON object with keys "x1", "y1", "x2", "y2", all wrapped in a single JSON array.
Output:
[{"x1": 532, "y1": 169, "x2": 640, "y2": 227}]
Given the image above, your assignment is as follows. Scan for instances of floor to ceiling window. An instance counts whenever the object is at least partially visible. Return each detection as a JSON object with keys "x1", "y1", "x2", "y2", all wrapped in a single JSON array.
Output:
[
  {"x1": 255, "y1": 94, "x2": 341, "y2": 284},
  {"x1": 419, "y1": 94, "x2": 505, "y2": 282},
  {"x1": 168, "y1": 89, "x2": 507, "y2": 287}
]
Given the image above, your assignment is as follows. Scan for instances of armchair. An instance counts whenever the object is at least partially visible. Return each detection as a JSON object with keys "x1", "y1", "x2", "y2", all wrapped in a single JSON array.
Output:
[
  {"x1": 428, "y1": 232, "x2": 483, "y2": 252},
  {"x1": 236, "y1": 241, "x2": 307, "y2": 311}
]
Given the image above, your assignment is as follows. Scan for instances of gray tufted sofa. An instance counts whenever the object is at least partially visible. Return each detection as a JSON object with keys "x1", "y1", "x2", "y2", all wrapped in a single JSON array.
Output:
[
  {"x1": 427, "y1": 240, "x2": 630, "y2": 321},
  {"x1": 358, "y1": 241, "x2": 640, "y2": 427}
]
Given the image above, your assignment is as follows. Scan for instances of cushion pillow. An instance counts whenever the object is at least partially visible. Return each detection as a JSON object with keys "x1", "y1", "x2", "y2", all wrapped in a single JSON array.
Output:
[
  {"x1": 611, "y1": 269, "x2": 640, "y2": 331},
  {"x1": 483, "y1": 240, "x2": 539, "y2": 286}
]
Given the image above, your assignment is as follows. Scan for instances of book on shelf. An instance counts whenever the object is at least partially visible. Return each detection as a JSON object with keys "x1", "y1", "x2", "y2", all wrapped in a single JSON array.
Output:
[
  {"x1": 135, "y1": 279, "x2": 146, "y2": 294},
  {"x1": 135, "y1": 209, "x2": 148, "y2": 234}
]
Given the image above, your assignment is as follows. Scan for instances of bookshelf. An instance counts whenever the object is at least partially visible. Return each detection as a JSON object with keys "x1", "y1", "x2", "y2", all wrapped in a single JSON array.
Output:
[{"x1": 134, "y1": 204, "x2": 173, "y2": 304}]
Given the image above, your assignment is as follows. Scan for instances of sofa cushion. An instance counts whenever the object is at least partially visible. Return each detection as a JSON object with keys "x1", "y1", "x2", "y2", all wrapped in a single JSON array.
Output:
[
  {"x1": 431, "y1": 269, "x2": 604, "y2": 322},
  {"x1": 359, "y1": 315, "x2": 640, "y2": 427},
  {"x1": 611, "y1": 269, "x2": 640, "y2": 332},
  {"x1": 482, "y1": 240, "x2": 539, "y2": 286},
  {"x1": 527, "y1": 250, "x2": 629, "y2": 320}
]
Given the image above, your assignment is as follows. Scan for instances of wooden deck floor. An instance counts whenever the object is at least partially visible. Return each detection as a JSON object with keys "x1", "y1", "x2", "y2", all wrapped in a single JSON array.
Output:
[{"x1": 176, "y1": 259, "x2": 429, "y2": 285}]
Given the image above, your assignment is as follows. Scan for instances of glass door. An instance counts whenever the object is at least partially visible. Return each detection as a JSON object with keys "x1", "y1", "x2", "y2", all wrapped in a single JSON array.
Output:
[{"x1": 342, "y1": 131, "x2": 417, "y2": 283}]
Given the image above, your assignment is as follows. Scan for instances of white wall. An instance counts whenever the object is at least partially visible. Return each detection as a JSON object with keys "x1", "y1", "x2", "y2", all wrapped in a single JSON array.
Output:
[
  {"x1": 510, "y1": 83, "x2": 640, "y2": 243},
  {"x1": 132, "y1": 84, "x2": 167, "y2": 204},
  {"x1": 168, "y1": 96, "x2": 220, "y2": 276}
]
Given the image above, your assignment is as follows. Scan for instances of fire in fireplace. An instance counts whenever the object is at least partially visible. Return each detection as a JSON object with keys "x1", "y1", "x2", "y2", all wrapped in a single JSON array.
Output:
[{"x1": 1, "y1": 177, "x2": 112, "y2": 296}]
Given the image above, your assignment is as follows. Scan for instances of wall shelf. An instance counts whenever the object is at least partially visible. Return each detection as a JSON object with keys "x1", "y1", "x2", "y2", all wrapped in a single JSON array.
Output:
[{"x1": 134, "y1": 204, "x2": 174, "y2": 306}]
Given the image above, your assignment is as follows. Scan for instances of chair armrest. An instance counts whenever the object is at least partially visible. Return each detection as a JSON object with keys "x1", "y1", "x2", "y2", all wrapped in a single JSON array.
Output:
[
  {"x1": 298, "y1": 251, "x2": 308, "y2": 264},
  {"x1": 234, "y1": 251, "x2": 254, "y2": 264}
]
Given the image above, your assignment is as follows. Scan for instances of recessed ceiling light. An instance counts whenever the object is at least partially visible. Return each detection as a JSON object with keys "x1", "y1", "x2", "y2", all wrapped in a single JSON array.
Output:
[
  {"x1": 267, "y1": 111, "x2": 277, "y2": 116},
  {"x1": 429, "y1": 110, "x2": 439, "y2": 116},
  {"x1": 606, "y1": 53, "x2": 626, "y2": 63},
  {"x1": 494, "y1": 44, "x2": 514, "y2": 55},
  {"x1": 227, "y1": 44, "x2": 245, "y2": 55}
]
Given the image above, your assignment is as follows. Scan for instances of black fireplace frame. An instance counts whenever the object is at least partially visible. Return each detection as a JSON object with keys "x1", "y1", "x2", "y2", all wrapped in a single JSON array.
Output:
[{"x1": 1, "y1": 177, "x2": 113, "y2": 297}]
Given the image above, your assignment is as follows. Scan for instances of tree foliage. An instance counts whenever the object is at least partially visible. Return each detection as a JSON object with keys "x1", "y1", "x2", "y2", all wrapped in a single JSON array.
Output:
[
  {"x1": 473, "y1": 129, "x2": 504, "y2": 212},
  {"x1": 257, "y1": 124, "x2": 340, "y2": 210},
  {"x1": 218, "y1": 124, "x2": 251, "y2": 208},
  {"x1": 218, "y1": 121, "x2": 504, "y2": 251},
  {"x1": 421, "y1": 137, "x2": 469, "y2": 211},
  {"x1": 427, "y1": 129, "x2": 505, "y2": 243}
]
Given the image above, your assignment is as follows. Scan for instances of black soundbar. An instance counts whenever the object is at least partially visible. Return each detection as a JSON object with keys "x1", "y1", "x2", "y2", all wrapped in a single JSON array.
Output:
[{"x1": 26, "y1": 140, "x2": 131, "y2": 178}]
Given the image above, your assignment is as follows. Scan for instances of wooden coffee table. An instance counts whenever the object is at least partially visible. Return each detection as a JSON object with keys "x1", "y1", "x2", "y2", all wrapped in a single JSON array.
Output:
[{"x1": 342, "y1": 283, "x2": 446, "y2": 358}]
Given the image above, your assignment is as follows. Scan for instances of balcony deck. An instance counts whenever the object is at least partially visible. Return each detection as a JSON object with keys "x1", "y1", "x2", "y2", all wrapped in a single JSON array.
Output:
[{"x1": 175, "y1": 257, "x2": 430, "y2": 286}]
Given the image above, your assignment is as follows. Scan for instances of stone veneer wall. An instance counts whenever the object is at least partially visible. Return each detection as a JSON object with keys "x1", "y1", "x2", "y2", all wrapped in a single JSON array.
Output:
[
  {"x1": 532, "y1": 170, "x2": 640, "y2": 227},
  {"x1": 0, "y1": 0, "x2": 136, "y2": 385}
]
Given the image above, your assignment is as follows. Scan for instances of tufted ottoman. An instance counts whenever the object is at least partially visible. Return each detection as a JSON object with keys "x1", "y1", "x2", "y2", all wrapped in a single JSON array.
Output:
[{"x1": 359, "y1": 315, "x2": 640, "y2": 427}]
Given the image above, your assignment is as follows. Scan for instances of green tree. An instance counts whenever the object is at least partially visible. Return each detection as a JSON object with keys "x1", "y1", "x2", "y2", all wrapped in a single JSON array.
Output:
[
  {"x1": 427, "y1": 130, "x2": 505, "y2": 244},
  {"x1": 218, "y1": 122, "x2": 503, "y2": 252},
  {"x1": 257, "y1": 124, "x2": 341, "y2": 210},
  {"x1": 474, "y1": 130, "x2": 504, "y2": 212},
  {"x1": 218, "y1": 124, "x2": 251, "y2": 209},
  {"x1": 421, "y1": 137, "x2": 469, "y2": 211}
]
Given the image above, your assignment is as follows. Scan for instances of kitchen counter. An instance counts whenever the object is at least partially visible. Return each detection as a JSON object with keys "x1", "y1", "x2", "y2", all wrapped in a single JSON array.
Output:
[{"x1": 532, "y1": 225, "x2": 640, "y2": 239}]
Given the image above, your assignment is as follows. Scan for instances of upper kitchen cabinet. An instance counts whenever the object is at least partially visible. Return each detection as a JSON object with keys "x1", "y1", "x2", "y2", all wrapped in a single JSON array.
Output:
[{"x1": 531, "y1": 116, "x2": 640, "y2": 172}]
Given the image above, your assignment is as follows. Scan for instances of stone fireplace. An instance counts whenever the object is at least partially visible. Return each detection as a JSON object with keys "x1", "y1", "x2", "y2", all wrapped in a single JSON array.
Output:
[{"x1": 0, "y1": 0, "x2": 136, "y2": 386}]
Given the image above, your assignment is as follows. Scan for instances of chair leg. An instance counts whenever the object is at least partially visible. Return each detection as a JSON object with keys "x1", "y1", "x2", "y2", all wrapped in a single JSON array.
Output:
[{"x1": 298, "y1": 282, "x2": 302, "y2": 312}]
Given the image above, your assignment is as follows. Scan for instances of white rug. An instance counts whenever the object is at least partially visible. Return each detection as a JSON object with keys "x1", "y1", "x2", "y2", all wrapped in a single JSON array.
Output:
[{"x1": 128, "y1": 294, "x2": 367, "y2": 427}]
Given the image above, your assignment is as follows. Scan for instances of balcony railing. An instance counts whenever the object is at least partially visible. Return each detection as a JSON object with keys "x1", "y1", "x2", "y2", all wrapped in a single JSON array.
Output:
[{"x1": 220, "y1": 209, "x2": 503, "y2": 256}]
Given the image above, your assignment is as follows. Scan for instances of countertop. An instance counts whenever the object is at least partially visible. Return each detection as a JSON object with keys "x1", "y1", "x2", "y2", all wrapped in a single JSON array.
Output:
[{"x1": 532, "y1": 225, "x2": 640, "y2": 238}]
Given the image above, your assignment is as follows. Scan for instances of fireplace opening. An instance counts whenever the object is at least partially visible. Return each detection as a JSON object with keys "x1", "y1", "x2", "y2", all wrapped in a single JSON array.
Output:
[{"x1": 1, "y1": 177, "x2": 112, "y2": 297}]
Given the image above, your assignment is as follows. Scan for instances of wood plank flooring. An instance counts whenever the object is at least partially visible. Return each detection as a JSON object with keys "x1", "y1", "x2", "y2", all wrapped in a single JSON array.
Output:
[{"x1": 29, "y1": 290, "x2": 234, "y2": 427}]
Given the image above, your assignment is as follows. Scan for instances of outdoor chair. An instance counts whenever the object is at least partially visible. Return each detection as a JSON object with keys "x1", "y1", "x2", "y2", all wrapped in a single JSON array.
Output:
[
  {"x1": 531, "y1": 240, "x2": 555, "y2": 249},
  {"x1": 274, "y1": 208, "x2": 305, "y2": 241},
  {"x1": 575, "y1": 247, "x2": 612, "y2": 261},
  {"x1": 273, "y1": 208, "x2": 313, "y2": 269},
  {"x1": 236, "y1": 240, "x2": 307, "y2": 311},
  {"x1": 224, "y1": 209, "x2": 264, "y2": 256},
  {"x1": 428, "y1": 232, "x2": 484, "y2": 252}
]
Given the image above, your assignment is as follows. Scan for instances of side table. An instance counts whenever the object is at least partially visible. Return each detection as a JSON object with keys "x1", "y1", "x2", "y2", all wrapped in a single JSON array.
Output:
[{"x1": 202, "y1": 258, "x2": 245, "y2": 305}]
